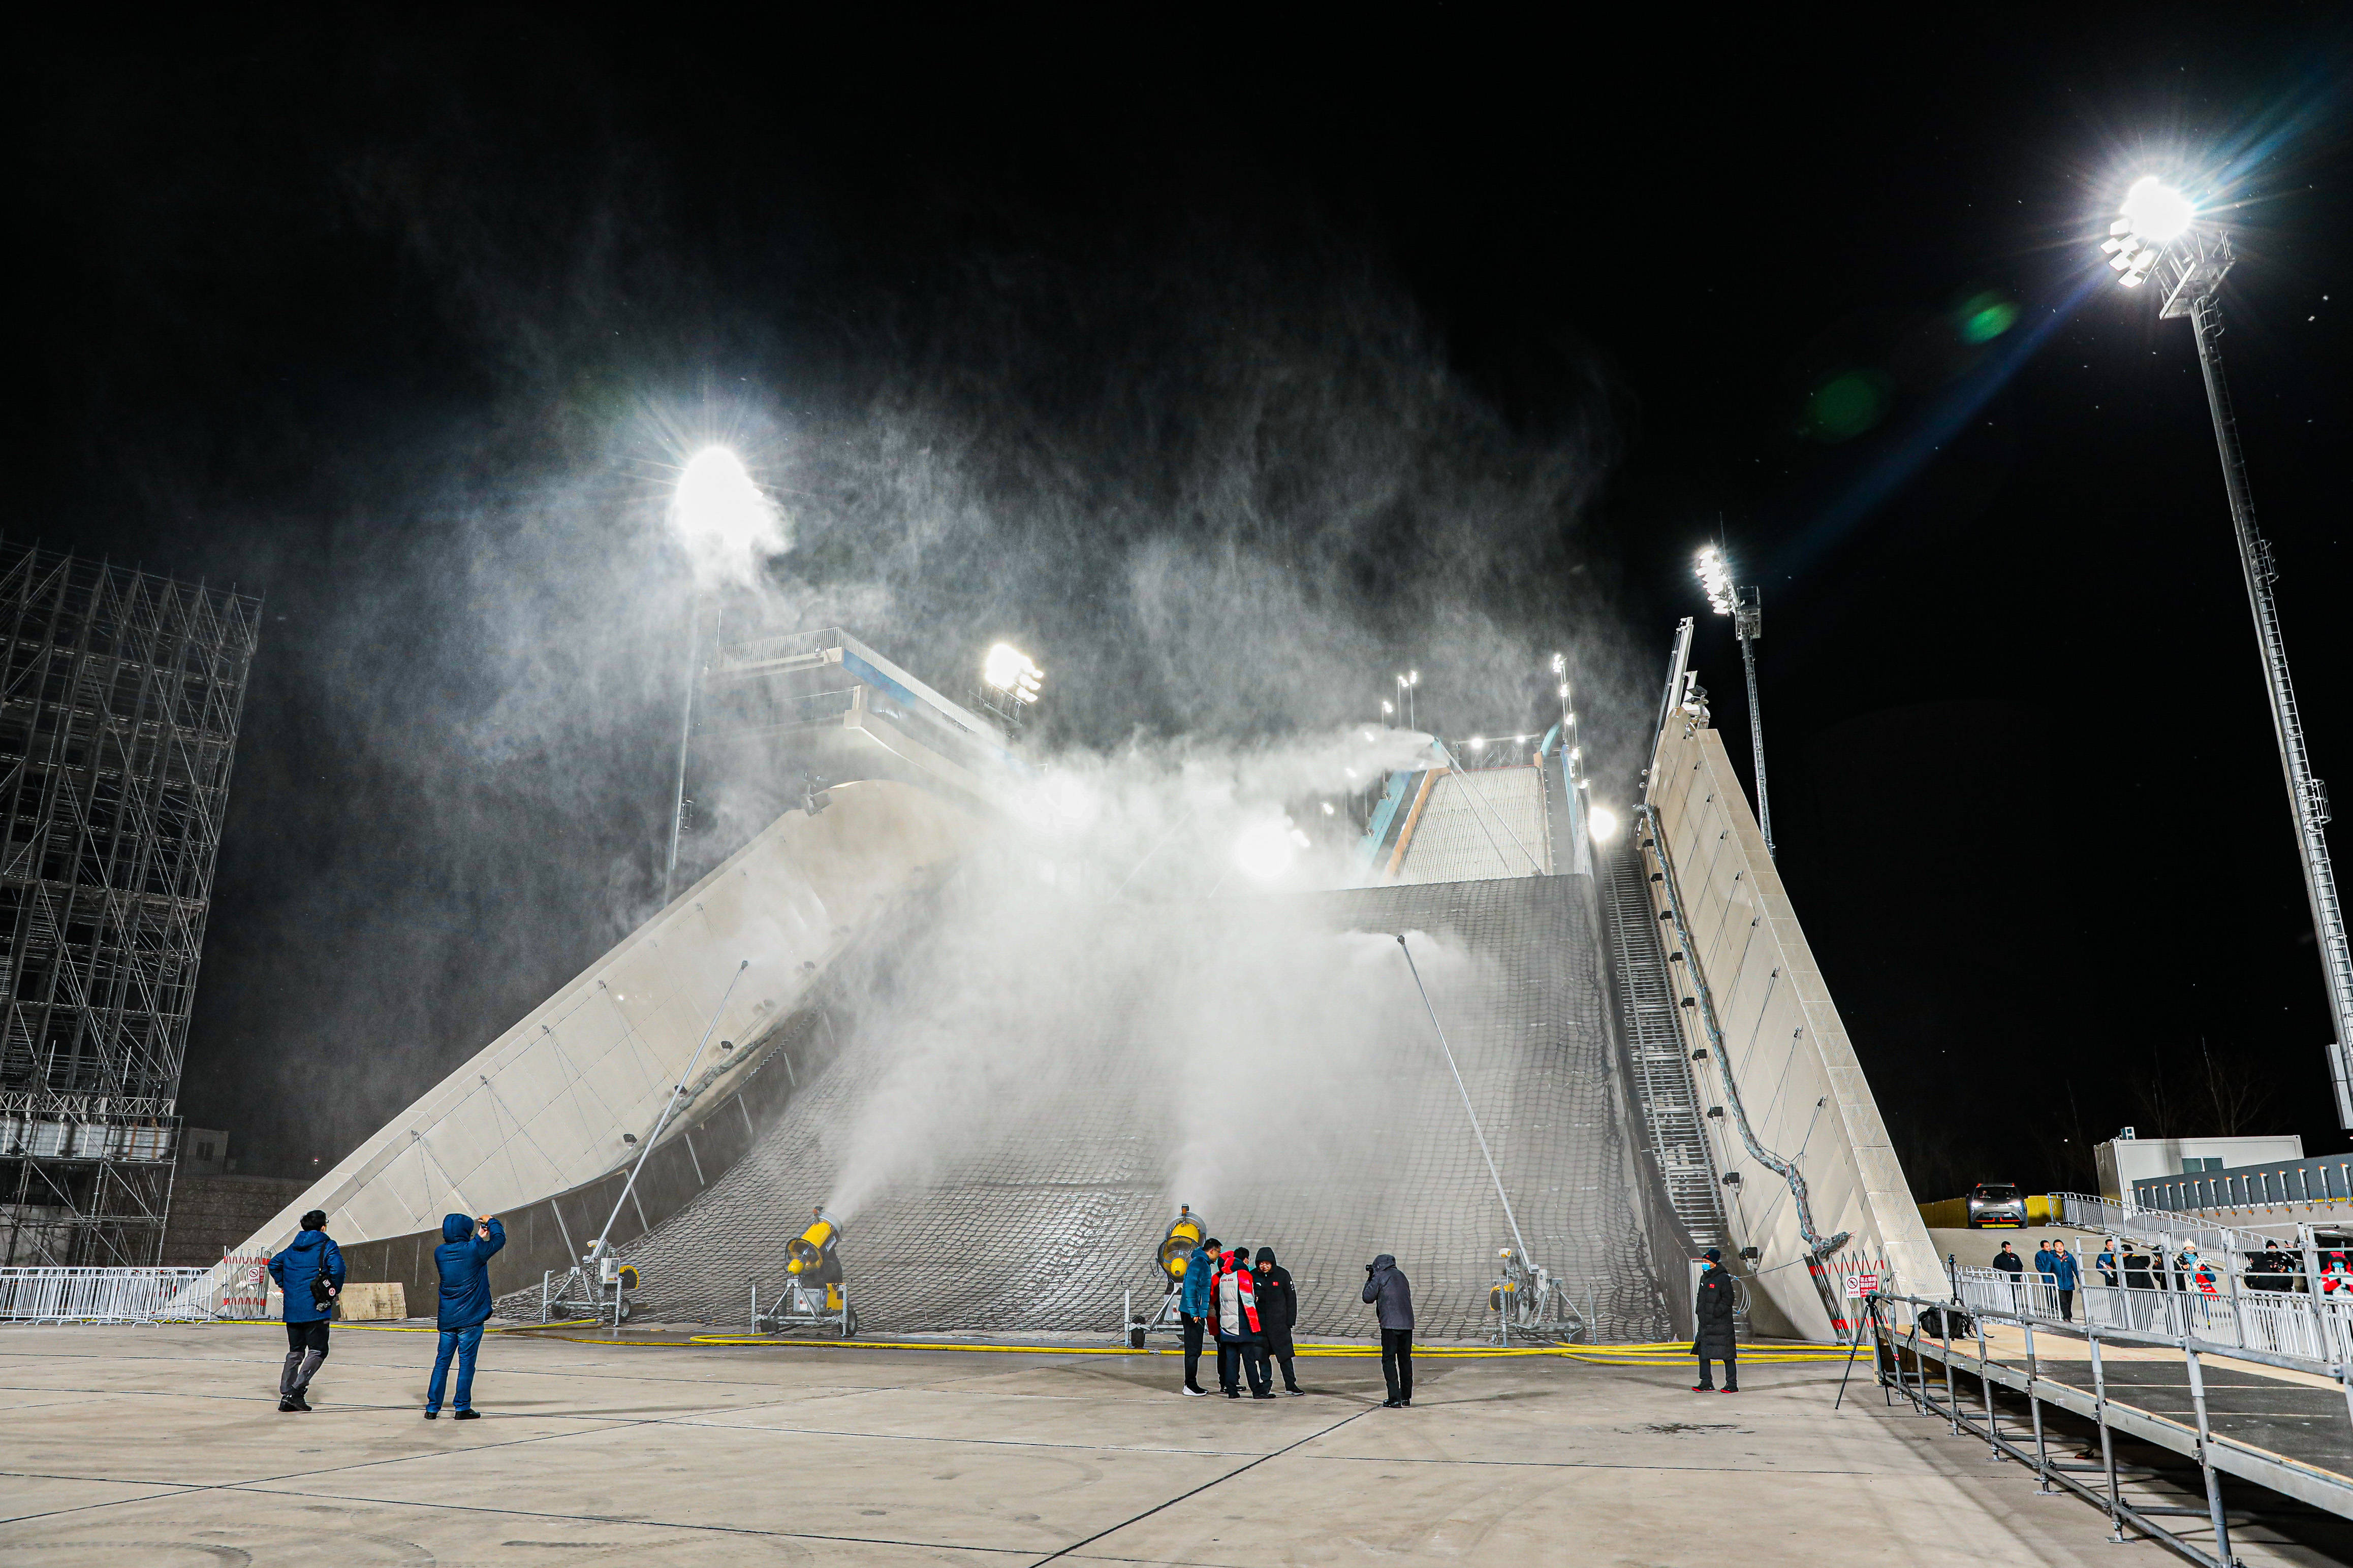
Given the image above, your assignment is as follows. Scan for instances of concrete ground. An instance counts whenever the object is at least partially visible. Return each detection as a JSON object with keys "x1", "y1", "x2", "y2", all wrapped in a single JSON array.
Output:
[{"x1": 1, "y1": 1322, "x2": 2343, "y2": 1566}]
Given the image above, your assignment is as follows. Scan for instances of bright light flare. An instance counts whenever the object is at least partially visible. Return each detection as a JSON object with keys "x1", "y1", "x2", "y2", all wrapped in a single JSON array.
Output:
[
  {"x1": 983, "y1": 643, "x2": 1044, "y2": 704},
  {"x1": 2122, "y1": 176, "x2": 2194, "y2": 242},
  {"x1": 1588, "y1": 806, "x2": 1621, "y2": 842},
  {"x1": 1232, "y1": 819, "x2": 1308, "y2": 881},
  {"x1": 2103, "y1": 177, "x2": 2195, "y2": 289},
  {"x1": 671, "y1": 447, "x2": 787, "y2": 584},
  {"x1": 1696, "y1": 546, "x2": 1736, "y2": 616}
]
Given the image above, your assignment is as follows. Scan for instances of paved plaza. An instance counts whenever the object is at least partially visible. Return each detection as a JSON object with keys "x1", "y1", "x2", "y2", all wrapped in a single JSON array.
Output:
[{"x1": 7, "y1": 1323, "x2": 2347, "y2": 1565}]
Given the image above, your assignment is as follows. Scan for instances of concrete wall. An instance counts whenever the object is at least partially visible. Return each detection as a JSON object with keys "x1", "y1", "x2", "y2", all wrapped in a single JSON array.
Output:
[
  {"x1": 161, "y1": 1173, "x2": 310, "y2": 1266},
  {"x1": 201, "y1": 780, "x2": 974, "y2": 1299},
  {"x1": 1645, "y1": 714, "x2": 1942, "y2": 1334}
]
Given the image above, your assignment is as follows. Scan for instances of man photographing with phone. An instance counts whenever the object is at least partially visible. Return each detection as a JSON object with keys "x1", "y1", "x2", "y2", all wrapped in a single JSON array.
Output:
[{"x1": 425, "y1": 1212, "x2": 507, "y2": 1420}]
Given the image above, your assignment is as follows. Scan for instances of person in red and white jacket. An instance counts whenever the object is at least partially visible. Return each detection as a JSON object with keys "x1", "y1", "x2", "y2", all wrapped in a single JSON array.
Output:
[{"x1": 1212, "y1": 1248, "x2": 1273, "y2": 1398}]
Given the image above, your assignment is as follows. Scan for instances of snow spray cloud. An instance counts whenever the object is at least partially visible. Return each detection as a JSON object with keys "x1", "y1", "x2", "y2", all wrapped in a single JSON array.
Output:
[
  {"x1": 78, "y1": 77, "x2": 1644, "y2": 1172},
  {"x1": 815, "y1": 725, "x2": 1494, "y2": 1226}
]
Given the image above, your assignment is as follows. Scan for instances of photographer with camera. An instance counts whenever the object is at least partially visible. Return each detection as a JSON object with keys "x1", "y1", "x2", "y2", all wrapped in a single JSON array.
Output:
[
  {"x1": 425, "y1": 1212, "x2": 507, "y2": 1419},
  {"x1": 1361, "y1": 1253, "x2": 1414, "y2": 1407},
  {"x1": 267, "y1": 1208, "x2": 344, "y2": 1412}
]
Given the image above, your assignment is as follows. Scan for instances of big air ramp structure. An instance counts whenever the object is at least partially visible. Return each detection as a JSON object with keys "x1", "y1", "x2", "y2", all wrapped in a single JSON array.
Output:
[{"x1": 223, "y1": 625, "x2": 1929, "y2": 1346}]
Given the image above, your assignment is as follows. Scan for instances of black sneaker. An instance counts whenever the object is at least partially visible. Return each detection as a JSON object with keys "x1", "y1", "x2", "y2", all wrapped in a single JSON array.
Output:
[
  {"x1": 288, "y1": 1393, "x2": 312, "y2": 1412},
  {"x1": 453, "y1": 1409, "x2": 482, "y2": 1421},
  {"x1": 1381, "y1": 1398, "x2": 1402, "y2": 1408},
  {"x1": 1223, "y1": 1390, "x2": 1240, "y2": 1399},
  {"x1": 277, "y1": 1398, "x2": 299, "y2": 1413},
  {"x1": 423, "y1": 1410, "x2": 439, "y2": 1420},
  {"x1": 1250, "y1": 1392, "x2": 1276, "y2": 1400},
  {"x1": 1285, "y1": 1387, "x2": 1304, "y2": 1396}
]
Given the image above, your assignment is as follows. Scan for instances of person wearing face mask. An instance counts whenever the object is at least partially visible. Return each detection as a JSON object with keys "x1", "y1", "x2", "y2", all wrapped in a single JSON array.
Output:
[
  {"x1": 1253, "y1": 1247, "x2": 1302, "y2": 1396},
  {"x1": 1691, "y1": 1248, "x2": 1739, "y2": 1393},
  {"x1": 1214, "y1": 1248, "x2": 1273, "y2": 1399}
]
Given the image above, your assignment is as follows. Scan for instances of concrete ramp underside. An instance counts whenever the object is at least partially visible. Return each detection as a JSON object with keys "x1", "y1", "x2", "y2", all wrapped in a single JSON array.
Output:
[{"x1": 617, "y1": 876, "x2": 1675, "y2": 1341}]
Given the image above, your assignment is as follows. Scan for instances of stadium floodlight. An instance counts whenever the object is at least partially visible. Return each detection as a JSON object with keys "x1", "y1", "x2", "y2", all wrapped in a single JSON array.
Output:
[
  {"x1": 2104, "y1": 172, "x2": 2353, "y2": 1129},
  {"x1": 1395, "y1": 669, "x2": 1420, "y2": 730},
  {"x1": 1550, "y1": 652, "x2": 1565, "y2": 676},
  {"x1": 1693, "y1": 543, "x2": 1774, "y2": 858},
  {"x1": 671, "y1": 447, "x2": 782, "y2": 567},
  {"x1": 662, "y1": 445, "x2": 783, "y2": 904},
  {"x1": 982, "y1": 643, "x2": 1044, "y2": 705},
  {"x1": 1588, "y1": 806, "x2": 1620, "y2": 842},
  {"x1": 1232, "y1": 818, "x2": 1307, "y2": 881},
  {"x1": 1695, "y1": 547, "x2": 1736, "y2": 617}
]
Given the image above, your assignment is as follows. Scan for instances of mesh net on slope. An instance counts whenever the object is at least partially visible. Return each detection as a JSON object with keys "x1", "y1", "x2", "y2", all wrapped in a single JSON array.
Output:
[{"x1": 561, "y1": 875, "x2": 1674, "y2": 1342}]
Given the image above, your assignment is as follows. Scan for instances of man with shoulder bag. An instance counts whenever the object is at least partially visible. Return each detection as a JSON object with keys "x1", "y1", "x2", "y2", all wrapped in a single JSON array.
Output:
[{"x1": 267, "y1": 1209, "x2": 344, "y2": 1412}]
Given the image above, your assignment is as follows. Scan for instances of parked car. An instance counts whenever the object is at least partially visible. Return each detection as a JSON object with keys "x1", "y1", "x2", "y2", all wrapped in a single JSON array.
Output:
[{"x1": 1966, "y1": 1183, "x2": 2027, "y2": 1228}]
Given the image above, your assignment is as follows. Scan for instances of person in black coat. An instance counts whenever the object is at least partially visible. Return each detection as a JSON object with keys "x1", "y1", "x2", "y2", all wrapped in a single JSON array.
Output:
[
  {"x1": 1362, "y1": 1253, "x2": 1414, "y2": 1407},
  {"x1": 1254, "y1": 1247, "x2": 1302, "y2": 1395},
  {"x1": 1691, "y1": 1248, "x2": 1739, "y2": 1393}
]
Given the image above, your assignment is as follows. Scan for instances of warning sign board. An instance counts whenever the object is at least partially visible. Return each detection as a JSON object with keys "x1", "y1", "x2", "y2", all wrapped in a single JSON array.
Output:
[{"x1": 1846, "y1": 1272, "x2": 1881, "y2": 1297}]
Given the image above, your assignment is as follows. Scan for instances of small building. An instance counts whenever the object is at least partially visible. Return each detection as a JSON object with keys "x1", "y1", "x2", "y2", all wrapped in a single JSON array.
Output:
[
  {"x1": 2095, "y1": 1132, "x2": 2304, "y2": 1201},
  {"x1": 180, "y1": 1128, "x2": 230, "y2": 1179}
]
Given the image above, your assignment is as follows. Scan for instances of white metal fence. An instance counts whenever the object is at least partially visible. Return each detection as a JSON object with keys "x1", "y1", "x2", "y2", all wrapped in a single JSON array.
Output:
[
  {"x1": 1950, "y1": 1264, "x2": 2353, "y2": 1363},
  {"x1": 0, "y1": 1257, "x2": 274, "y2": 1325},
  {"x1": 2049, "y1": 1190, "x2": 2273, "y2": 1255}
]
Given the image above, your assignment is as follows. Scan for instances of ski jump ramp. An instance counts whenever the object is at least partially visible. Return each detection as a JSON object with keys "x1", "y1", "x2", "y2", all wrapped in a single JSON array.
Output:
[{"x1": 216, "y1": 629, "x2": 1927, "y2": 1345}]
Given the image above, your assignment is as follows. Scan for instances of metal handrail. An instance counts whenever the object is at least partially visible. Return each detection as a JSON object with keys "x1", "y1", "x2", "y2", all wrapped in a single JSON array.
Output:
[
  {"x1": 2051, "y1": 1190, "x2": 2273, "y2": 1255},
  {"x1": 1860, "y1": 1282, "x2": 2353, "y2": 1567}
]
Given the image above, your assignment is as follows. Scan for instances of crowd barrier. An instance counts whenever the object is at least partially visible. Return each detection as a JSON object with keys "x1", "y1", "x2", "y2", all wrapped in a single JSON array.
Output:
[{"x1": 0, "y1": 1256, "x2": 275, "y2": 1324}]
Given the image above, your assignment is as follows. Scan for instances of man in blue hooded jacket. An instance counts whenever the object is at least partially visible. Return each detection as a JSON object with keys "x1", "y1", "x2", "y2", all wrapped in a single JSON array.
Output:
[
  {"x1": 425, "y1": 1212, "x2": 506, "y2": 1419},
  {"x1": 1177, "y1": 1235, "x2": 1217, "y2": 1396},
  {"x1": 267, "y1": 1209, "x2": 343, "y2": 1412}
]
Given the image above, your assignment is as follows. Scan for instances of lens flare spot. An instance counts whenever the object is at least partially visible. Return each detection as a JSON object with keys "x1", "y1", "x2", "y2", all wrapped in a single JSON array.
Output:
[
  {"x1": 1955, "y1": 291, "x2": 2019, "y2": 344},
  {"x1": 1800, "y1": 371, "x2": 1890, "y2": 443}
]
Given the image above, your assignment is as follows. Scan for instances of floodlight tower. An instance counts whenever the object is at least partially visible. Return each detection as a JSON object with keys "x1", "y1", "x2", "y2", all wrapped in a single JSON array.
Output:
[
  {"x1": 664, "y1": 446, "x2": 774, "y2": 902},
  {"x1": 1696, "y1": 546, "x2": 1773, "y2": 858},
  {"x1": 2106, "y1": 176, "x2": 2353, "y2": 1128}
]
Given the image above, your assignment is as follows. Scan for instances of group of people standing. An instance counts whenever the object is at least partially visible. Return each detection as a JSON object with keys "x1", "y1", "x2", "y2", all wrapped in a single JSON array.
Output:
[
  {"x1": 1168, "y1": 1240, "x2": 1421, "y2": 1409},
  {"x1": 1175, "y1": 1241, "x2": 1306, "y2": 1399},
  {"x1": 264, "y1": 1209, "x2": 507, "y2": 1417},
  {"x1": 1991, "y1": 1237, "x2": 2083, "y2": 1320}
]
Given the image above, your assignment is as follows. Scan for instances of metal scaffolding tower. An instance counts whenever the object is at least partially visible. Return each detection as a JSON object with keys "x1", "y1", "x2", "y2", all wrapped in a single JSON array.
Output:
[{"x1": 0, "y1": 543, "x2": 260, "y2": 1263}]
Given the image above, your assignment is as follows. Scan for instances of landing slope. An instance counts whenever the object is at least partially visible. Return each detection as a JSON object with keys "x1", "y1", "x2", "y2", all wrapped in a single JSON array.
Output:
[{"x1": 621, "y1": 874, "x2": 1674, "y2": 1341}]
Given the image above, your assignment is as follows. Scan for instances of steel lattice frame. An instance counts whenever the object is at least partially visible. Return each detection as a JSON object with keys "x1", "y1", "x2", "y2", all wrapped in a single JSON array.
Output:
[{"x1": 0, "y1": 543, "x2": 259, "y2": 1264}]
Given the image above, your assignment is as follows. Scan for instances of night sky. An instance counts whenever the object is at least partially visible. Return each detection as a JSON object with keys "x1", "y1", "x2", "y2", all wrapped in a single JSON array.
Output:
[{"x1": 23, "y1": 18, "x2": 2353, "y2": 1195}]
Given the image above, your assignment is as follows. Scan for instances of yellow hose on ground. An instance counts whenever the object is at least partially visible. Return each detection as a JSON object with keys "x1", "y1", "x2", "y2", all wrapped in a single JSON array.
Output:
[{"x1": 187, "y1": 1320, "x2": 1846, "y2": 1362}]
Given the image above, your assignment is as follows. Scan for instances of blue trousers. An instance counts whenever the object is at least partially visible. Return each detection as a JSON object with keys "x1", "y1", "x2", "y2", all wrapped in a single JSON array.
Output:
[{"x1": 427, "y1": 1323, "x2": 484, "y2": 1412}]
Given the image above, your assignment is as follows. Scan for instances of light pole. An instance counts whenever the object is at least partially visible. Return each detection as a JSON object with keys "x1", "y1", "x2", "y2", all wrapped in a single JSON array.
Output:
[
  {"x1": 2106, "y1": 176, "x2": 2353, "y2": 1128},
  {"x1": 1696, "y1": 546, "x2": 1773, "y2": 858},
  {"x1": 1395, "y1": 669, "x2": 1419, "y2": 732},
  {"x1": 664, "y1": 446, "x2": 776, "y2": 904}
]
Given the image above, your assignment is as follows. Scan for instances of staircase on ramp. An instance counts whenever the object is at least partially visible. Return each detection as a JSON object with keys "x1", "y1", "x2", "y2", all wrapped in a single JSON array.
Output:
[{"x1": 1599, "y1": 837, "x2": 1728, "y2": 1259}]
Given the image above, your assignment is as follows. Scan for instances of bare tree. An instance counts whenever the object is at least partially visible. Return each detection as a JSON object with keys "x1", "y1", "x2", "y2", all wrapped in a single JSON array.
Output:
[
  {"x1": 2201, "y1": 1037, "x2": 2275, "y2": 1136},
  {"x1": 2129, "y1": 1044, "x2": 2178, "y2": 1140}
]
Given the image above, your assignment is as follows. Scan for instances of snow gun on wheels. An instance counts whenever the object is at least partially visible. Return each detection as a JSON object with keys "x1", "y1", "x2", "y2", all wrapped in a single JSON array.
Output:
[
  {"x1": 541, "y1": 1246, "x2": 642, "y2": 1327},
  {"x1": 1488, "y1": 1246, "x2": 1582, "y2": 1345},
  {"x1": 1128, "y1": 1204, "x2": 1208, "y2": 1347},
  {"x1": 754, "y1": 1207, "x2": 855, "y2": 1337}
]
